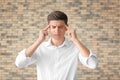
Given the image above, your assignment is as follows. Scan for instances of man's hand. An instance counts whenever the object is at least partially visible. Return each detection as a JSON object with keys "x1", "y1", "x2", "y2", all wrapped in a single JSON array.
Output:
[
  {"x1": 65, "y1": 25, "x2": 90, "y2": 57},
  {"x1": 65, "y1": 25, "x2": 78, "y2": 42},
  {"x1": 38, "y1": 25, "x2": 50, "y2": 42},
  {"x1": 25, "y1": 25, "x2": 50, "y2": 57}
]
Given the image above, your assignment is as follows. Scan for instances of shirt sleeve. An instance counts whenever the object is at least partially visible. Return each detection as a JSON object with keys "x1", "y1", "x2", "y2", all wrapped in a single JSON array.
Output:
[
  {"x1": 78, "y1": 50, "x2": 98, "y2": 69},
  {"x1": 15, "y1": 49, "x2": 38, "y2": 68}
]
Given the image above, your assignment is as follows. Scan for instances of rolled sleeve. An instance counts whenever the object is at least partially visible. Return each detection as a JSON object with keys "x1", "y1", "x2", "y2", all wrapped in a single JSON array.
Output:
[
  {"x1": 15, "y1": 49, "x2": 36, "y2": 68},
  {"x1": 78, "y1": 50, "x2": 98, "y2": 69}
]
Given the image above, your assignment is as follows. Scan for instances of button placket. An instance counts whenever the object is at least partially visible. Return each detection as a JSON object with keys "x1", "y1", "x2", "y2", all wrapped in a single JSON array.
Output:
[
  {"x1": 54, "y1": 47, "x2": 60, "y2": 80},
  {"x1": 52, "y1": 47, "x2": 58, "y2": 80}
]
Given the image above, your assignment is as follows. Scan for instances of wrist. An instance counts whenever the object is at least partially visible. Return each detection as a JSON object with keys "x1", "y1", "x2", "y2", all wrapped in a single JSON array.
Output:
[
  {"x1": 72, "y1": 38, "x2": 83, "y2": 47},
  {"x1": 72, "y1": 38, "x2": 79, "y2": 43},
  {"x1": 36, "y1": 39, "x2": 43, "y2": 45}
]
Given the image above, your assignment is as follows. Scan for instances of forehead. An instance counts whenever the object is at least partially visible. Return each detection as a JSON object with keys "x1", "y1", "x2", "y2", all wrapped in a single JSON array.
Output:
[{"x1": 49, "y1": 20, "x2": 65, "y2": 26}]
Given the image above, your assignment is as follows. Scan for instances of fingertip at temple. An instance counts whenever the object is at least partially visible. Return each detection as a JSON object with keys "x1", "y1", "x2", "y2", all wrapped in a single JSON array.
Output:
[{"x1": 44, "y1": 25, "x2": 50, "y2": 30}]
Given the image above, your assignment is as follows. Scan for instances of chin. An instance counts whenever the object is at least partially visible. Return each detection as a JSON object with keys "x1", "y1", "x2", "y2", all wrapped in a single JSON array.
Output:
[
  {"x1": 52, "y1": 36, "x2": 62, "y2": 40},
  {"x1": 54, "y1": 37, "x2": 61, "y2": 40}
]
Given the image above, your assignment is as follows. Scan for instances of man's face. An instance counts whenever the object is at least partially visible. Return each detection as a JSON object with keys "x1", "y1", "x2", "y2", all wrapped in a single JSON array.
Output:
[{"x1": 49, "y1": 20, "x2": 67, "y2": 40}]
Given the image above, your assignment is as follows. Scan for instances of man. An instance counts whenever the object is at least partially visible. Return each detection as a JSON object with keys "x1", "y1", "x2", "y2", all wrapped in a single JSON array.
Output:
[{"x1": 15, "y1": 11, "x2": 98, "y2": 80}]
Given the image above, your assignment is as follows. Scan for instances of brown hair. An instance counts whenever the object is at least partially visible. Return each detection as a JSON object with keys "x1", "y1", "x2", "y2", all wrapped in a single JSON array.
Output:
[{"x1": 47, "y1": 11, "x2": 68, "y2": 25}]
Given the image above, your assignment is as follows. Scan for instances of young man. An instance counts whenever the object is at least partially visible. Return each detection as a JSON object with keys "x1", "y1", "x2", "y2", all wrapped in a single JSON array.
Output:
[{"x1": 15, "y1": 11, "x2": 98, "y2": 80}]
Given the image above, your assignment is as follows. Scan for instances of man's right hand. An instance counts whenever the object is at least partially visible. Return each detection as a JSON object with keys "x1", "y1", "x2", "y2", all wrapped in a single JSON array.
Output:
[
  {"x1": 38, "y1": 25, "x2": 50, "y2": 42},
  {"x1": 25, "y1": 25, "x2": 50, "y2": 57}
]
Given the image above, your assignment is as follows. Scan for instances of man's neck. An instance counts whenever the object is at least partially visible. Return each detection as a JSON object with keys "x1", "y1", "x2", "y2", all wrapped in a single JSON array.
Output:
[{"x1": 51, "y1": 38, "x2": 65, "y2": 47}]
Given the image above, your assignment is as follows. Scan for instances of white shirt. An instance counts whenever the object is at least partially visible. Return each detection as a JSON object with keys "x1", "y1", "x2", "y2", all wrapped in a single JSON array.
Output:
[{"x1": 15, "y1": 38, "x2": 98, "y2": 80}]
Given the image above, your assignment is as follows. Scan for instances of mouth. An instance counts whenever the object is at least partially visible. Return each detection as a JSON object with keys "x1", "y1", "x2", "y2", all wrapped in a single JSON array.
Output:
[
  {"x1": 50, "y1": 33, "x2": 60, "y2": 36},
  {"x1": 54, "y1": 34, "x2": 59, "y2": 36}
]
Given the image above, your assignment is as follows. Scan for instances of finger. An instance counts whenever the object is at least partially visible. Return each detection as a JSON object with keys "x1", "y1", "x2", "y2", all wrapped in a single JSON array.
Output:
[
  {"x1": 65, "y1": 25, "x2": 69, "y2": 29},
  {"x1": 43, "y1": 25, "x2": 50, "y2": 31},
  {"x1": 44, "y1": 31, "x2": 48, "y2": 36}
]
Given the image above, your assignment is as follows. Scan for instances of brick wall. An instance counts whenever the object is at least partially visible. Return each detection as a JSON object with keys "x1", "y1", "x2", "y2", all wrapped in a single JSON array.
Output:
[{"x1": 0, "y1": 0, "x2": 120, "y2": 80}]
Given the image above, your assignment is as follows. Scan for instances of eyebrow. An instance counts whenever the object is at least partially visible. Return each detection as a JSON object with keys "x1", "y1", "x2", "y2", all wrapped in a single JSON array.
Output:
[{"x1": 50, "y1": 25, "x2": 64, "y2": 27}]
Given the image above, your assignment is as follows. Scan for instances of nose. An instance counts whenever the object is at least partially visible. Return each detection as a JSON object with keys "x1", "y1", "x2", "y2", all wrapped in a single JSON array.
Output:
[{"x1": 54, "y1": 27, "x2": 59, "y2": 34}]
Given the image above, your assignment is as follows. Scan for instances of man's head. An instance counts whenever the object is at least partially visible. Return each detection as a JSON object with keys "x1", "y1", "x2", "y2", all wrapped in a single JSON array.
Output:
[
  {"x1": 47, "y1": 11, "x2": 68, "y2": 25},
  {"x1": 47, "y1": 11, "x2": 68, "y2": 40}
]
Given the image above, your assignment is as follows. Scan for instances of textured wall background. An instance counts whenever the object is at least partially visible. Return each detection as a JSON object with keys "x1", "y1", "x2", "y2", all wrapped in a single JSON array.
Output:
[{"x1": 0, "y1": 0, "x2": 120, "y2": 80}]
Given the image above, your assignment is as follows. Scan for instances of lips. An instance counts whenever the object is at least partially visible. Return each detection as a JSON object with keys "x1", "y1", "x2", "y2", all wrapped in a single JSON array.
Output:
[
  {"x1": 51, "y1": 33, "x2": 60, "y2": 37},
  {"x1": 54, "y1": 34, "x2": 59, "y2": 36}
]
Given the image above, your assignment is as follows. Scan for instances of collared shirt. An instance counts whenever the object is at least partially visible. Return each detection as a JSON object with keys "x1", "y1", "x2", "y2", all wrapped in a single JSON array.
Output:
[{"x1": 15, "y1": 38, "x2": 98, "y2": 80}]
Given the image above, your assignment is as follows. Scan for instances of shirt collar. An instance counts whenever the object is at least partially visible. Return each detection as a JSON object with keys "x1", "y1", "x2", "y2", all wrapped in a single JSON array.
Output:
[{"x1": 45, "y1": 38, "x2": 69, "y2": 48}]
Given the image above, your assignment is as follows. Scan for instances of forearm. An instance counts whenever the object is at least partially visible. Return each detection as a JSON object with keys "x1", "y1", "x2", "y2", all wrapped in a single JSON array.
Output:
[
  {"x1": 26, "y1": 39, "x2": 42, "y2": 57},
  {"x1": 26, "y1": 25, "x2": 49, "y2": 57},
  {"x1": 66, "y1": 26, "x2": 90, "y2": 57},
  {"x1": 73, "y1": 38, "x2": 90, "y2": 57}
]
